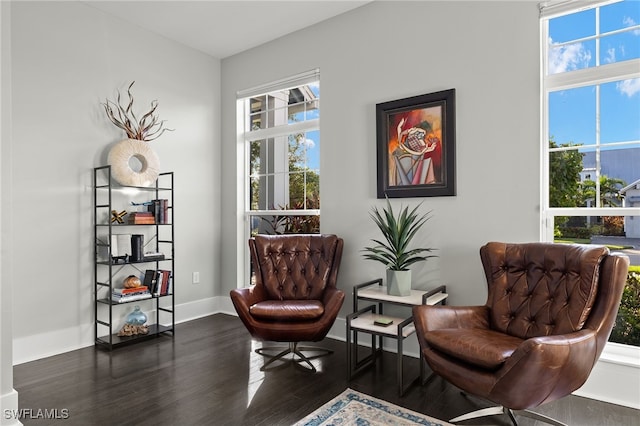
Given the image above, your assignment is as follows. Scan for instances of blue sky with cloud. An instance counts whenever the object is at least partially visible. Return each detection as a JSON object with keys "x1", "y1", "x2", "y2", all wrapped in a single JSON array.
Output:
[{"x1": 548, "y1": 0, "x2": 640, "y2": 148}]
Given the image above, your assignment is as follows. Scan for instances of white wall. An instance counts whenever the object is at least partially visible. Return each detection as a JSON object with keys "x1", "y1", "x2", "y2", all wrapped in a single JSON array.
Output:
[
  {"x1": 220, "y1": 2, "x2": 640, "y2": 409},
  {"x1": 221, "y1": 1, "x2": 540, "y2": 314},
  {"x1": 1, "y1": 1, "x2": 20, "y2": 424},
  {"x1": 220, "y1": 0, "x2": 541, "y2": 394},
  {"x1": 8, "y1": 1, "x2": 221, "y2": 363},
  {"x1": 4, "y1": 0, "x2": 637, "y2": 412}
]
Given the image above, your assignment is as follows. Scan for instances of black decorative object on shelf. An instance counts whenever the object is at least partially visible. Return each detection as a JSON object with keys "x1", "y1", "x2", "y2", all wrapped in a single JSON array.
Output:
[{"x1": 130, "y1": 234, "x2": 144, "y2": 262}]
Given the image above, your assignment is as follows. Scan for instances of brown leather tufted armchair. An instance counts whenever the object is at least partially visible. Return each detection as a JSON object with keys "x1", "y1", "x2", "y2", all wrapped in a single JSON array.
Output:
[
  {"x1": 413, "y1": 242, "x2": 629, "y2": 426},
  {"x1": 230, "y1": 234, "x2": 344, "y2": 372}
]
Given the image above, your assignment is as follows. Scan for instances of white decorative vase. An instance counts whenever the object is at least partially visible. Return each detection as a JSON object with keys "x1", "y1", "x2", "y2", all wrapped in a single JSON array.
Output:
[
  {"x1": 107, "y1": 139, "x2": 160, "y2": 187},
  {"x1": 386, "y1": 269, "x2": 412, "y2": 296}
]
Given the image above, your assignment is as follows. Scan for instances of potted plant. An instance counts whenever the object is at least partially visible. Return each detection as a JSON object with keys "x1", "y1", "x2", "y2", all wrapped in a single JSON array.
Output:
[{"x1": 362, "y1": 198, "x2": 437, "y2": 296}]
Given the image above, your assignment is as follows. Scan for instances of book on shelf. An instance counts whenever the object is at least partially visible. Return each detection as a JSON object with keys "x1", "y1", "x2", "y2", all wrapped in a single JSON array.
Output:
[
  {"x1": 111, "y1": 291, "x2": 152, "y2": 303},
  {"x1": 140, "y1": 269, "x2": 172, "y2": 296},
  {"x1": 143, "y1": 269, "x2": 159, "y2": 291},
  {"x1": 113, "y1": 286, "x2": 149, "y2": 295},
  {"x1": 142, "y1": 252, "x2": 165, "y2": 262},
  {"x1": 148, "y1": 199, "x2": 169, "y2": 224},
  {"x1": 128, "y1": 212, "x2": 156, "y2": 224},
  {"x1": 155, "y1": 269, "x2": 172, "y2": 296}
]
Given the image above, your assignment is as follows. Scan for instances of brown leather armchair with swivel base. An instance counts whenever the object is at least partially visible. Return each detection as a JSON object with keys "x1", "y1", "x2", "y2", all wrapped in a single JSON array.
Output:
[
  {"x1": 230, "y1": 234, "x2": 345, "y2": 372},
  {"x1": 413, "y1": 242, "x2": 629, "y2": 426}
]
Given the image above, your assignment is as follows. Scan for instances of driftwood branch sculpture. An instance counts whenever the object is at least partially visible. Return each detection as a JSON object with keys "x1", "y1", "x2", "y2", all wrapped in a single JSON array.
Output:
[{"x1": 102, "y1": 81, "x2": 174, "y2": 141}]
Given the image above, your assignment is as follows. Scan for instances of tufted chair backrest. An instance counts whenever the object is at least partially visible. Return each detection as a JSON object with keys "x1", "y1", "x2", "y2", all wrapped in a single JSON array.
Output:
[
  {"x1": 480, "y1": 242, "x2": 609, "y2": 340},
  {"x1": 250, "y1": 234, "x2": 343, "y2": 301}
]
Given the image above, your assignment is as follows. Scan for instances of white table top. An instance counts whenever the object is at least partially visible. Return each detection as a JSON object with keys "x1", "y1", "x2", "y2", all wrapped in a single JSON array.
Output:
[
  {"x1": 349, "y1": 312, "x2": 416, "y2": 337},
  {"x1": 357, "y1": 285, "x2": 448, "y2": 307}
]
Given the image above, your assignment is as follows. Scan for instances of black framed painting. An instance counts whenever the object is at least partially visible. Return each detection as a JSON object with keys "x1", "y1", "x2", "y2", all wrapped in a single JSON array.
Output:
[{"x1": 376, "y1": 88, "x2": 456, "y2": 198}]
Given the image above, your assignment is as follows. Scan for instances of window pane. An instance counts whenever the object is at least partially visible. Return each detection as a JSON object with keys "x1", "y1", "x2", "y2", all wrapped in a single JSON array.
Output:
[
  {"x1": 600, "y1": 0, "x2": 640, "y2": 33},
  {"x1": 549, "y1": 145, "x2": 585, "y2": 208},
  {"x1": 249, "y1": 96, "x2": 267, "y2": 130},
  {"x1": 600, "y1": 31, "x2": 640, "y2": 65},
  {"x1": 545, "y1": 1, "x2": 640, "y2": 349},
  {"x1": 288, "y1": 133, "x2": 307, "y2": 170},
  {"x1": 553, "y1": 218, "x2": 640, "y2": 347},
  {"x1": 549, "y1": 87, "x2": 596, "y2": 145},
  {"x1": 548, "y1": 40, "x2": 596, "y2": 74},
  {"x1": 287, "y1": 131, "x2": 320, "y2": 169},
  {"x1": 249, "y1": 213, "x2": 320, "y2": 235},
  {"x1": 249, "y1": 139, "x2": 265, "y2": 175},
  {"x1": 305, "y1": 100, "x2": 320, "y2": 120},
  {"x1": 250, "y1": 176, "x2": 268, "y2": 211},
  {"x1": 549, "y1": 144, "x2": 640, "y2": 209},
  {"x1": 582, "y1": 144, "x2": 640, "y2": 190},
  {"x1": 601, "y1": 80, "x2": 640, "y2": 144},
  {"x1": 250, "y1": 214, "x2": 320, "y2": 235},
  {"x1": 288, "y1": 171, "x2": 307, "y2": 207},
  {"x1": 549, "y1": 8, "x2": 595, "y2": 43}
]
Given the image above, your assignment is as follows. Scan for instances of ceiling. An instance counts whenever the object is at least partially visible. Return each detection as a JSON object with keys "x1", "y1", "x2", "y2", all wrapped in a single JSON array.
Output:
[{"x1": 86, "y1": 1, "x2": 372, "y2": 59}]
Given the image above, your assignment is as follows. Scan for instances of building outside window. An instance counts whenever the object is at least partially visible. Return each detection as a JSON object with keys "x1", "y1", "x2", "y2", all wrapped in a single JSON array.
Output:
[
  {"x1": 541, "y1": 0, "x2": 640, "y2": 347},
  {"x1": 237, "y1": 70, "x2": 320, "y2": 284}
]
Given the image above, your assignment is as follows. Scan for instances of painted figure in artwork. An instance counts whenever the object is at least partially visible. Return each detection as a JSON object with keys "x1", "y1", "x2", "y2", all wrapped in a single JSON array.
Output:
[{"x1": 388, "y1": 106, "x2": 443, "y2": 186}]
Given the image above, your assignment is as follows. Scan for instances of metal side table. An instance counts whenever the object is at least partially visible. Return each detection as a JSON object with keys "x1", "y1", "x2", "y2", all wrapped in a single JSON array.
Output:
[{"x1": 346, "y1": 278, "x2": 447, "y2": 396}]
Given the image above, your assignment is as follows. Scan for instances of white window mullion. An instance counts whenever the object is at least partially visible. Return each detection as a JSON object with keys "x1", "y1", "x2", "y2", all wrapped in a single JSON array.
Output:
[
  {"x1": 596, "y1": 83, "x2": 601, "y2": 207},
  {"x1": 546, "y1": 59, "x2": 640, "y2": 91},
  {"x1": 246, "y1": 118, "x2": 320, "y2": 142}
]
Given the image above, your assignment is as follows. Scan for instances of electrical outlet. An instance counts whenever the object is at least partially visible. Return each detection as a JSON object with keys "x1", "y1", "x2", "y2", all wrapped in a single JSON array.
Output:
[{"x1": 192, "y1": 271, "x2": 200, "y2": 284}]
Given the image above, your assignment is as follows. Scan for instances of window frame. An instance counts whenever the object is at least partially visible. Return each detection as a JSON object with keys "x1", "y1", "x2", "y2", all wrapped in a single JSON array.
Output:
[
  {"x1": 540, "y1": 0, "x2": 640, "y2": 241},
  {"x1": 236, "y1": 70, "x2": 321, "y2": 287},
  {"x1": 541, "y1": 0, "x2": 640, "y2": 364}
]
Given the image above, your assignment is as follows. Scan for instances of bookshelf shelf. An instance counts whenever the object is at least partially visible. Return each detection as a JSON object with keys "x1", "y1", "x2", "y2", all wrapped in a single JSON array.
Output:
[{"x1": 93, "y1": 165, "x2": 175, "y2": 350}]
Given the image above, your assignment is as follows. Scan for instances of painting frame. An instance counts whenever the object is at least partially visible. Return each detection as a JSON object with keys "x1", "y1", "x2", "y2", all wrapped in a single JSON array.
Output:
[{"x1": 376, "y1": 89, "x2": 456, "y2": 198}]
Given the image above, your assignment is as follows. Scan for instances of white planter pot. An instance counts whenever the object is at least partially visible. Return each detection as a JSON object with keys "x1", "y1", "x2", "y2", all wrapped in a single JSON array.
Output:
[{"x1": 386, "y1": 269, "x2": 412, "y2": 296}]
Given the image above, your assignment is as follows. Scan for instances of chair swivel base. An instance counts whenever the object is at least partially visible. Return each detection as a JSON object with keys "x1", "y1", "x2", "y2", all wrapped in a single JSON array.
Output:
[
  {"x1": 451, "y1": 394, "x2": 567, "y2": 426},
  {"x1": 255, "y1": 342, "x2": 333, "y2": 373}
]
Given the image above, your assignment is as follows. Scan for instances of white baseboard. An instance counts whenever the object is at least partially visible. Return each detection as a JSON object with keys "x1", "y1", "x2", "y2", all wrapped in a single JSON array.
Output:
[
  {"x1": 1, "y1": 388, "x2": 22, "y2": 426},
  {"x1": 13, "y1": 324, "x2": 94, "y2": 365},
  {"x1": 13, "y1": 296, "x2": 222, "y2": 365},
  {"x1": 13, "y1": 296, "x2": 640, "y2": 410}
]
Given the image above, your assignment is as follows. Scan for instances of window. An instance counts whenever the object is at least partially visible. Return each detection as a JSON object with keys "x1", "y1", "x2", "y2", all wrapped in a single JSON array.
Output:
[
  {"x1": 237, "y1": 70, "x2": 320, "y2": 284},
  {"x1": 541, "y1": 0, "x2": 640, "y2": 346}
]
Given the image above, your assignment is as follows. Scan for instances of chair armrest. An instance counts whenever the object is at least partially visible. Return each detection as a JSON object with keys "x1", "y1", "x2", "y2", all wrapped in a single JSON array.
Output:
[
  {"x1": 230, "y1": 285, "x2": 267, "y2": 312},
  {"x1": 491, "y1": 328, "x2": 599, "y2": 409},
  {"x1": 413, "y1": 305, "x2": 490, "y2": 332},
  {"x1": 322, "y1": 287, "x2": 345, "y2": 315}
]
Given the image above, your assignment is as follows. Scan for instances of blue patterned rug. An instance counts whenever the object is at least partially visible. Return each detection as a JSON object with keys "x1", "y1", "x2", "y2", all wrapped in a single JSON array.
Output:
[{"x1": 294, "y1": 388, "x2": 452, "y2": 426}]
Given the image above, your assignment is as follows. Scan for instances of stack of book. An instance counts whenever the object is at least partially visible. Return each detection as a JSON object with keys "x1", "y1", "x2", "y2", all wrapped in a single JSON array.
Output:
[
  {"x1": 148, "y1": 199, "x2": 170, "y2": 224},
  {"x1": 111, "y1": 286, "x2": 152, "y2": 303},
  {"x1": 128, "y1": 211, "x2": 155, "y2": 224},
  {"x1": 143, "y1": 269, "x2": 173, "y2": 296}
]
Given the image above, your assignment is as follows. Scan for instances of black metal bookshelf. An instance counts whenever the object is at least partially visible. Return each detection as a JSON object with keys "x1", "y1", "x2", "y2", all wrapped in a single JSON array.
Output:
[{"x1": 93, "y1": 165, "x2": 175, "y2": 349}]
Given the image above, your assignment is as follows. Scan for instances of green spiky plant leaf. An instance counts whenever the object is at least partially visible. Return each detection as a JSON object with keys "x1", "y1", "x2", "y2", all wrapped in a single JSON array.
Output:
[{"x1": 362, "y1": 197, "x2": 437, "y2": 271}]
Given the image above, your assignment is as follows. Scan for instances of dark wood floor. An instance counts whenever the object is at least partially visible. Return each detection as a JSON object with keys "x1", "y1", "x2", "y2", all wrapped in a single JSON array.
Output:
[{"x1": 14, "y1": 314, "x2": 639, "y2": 425}]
